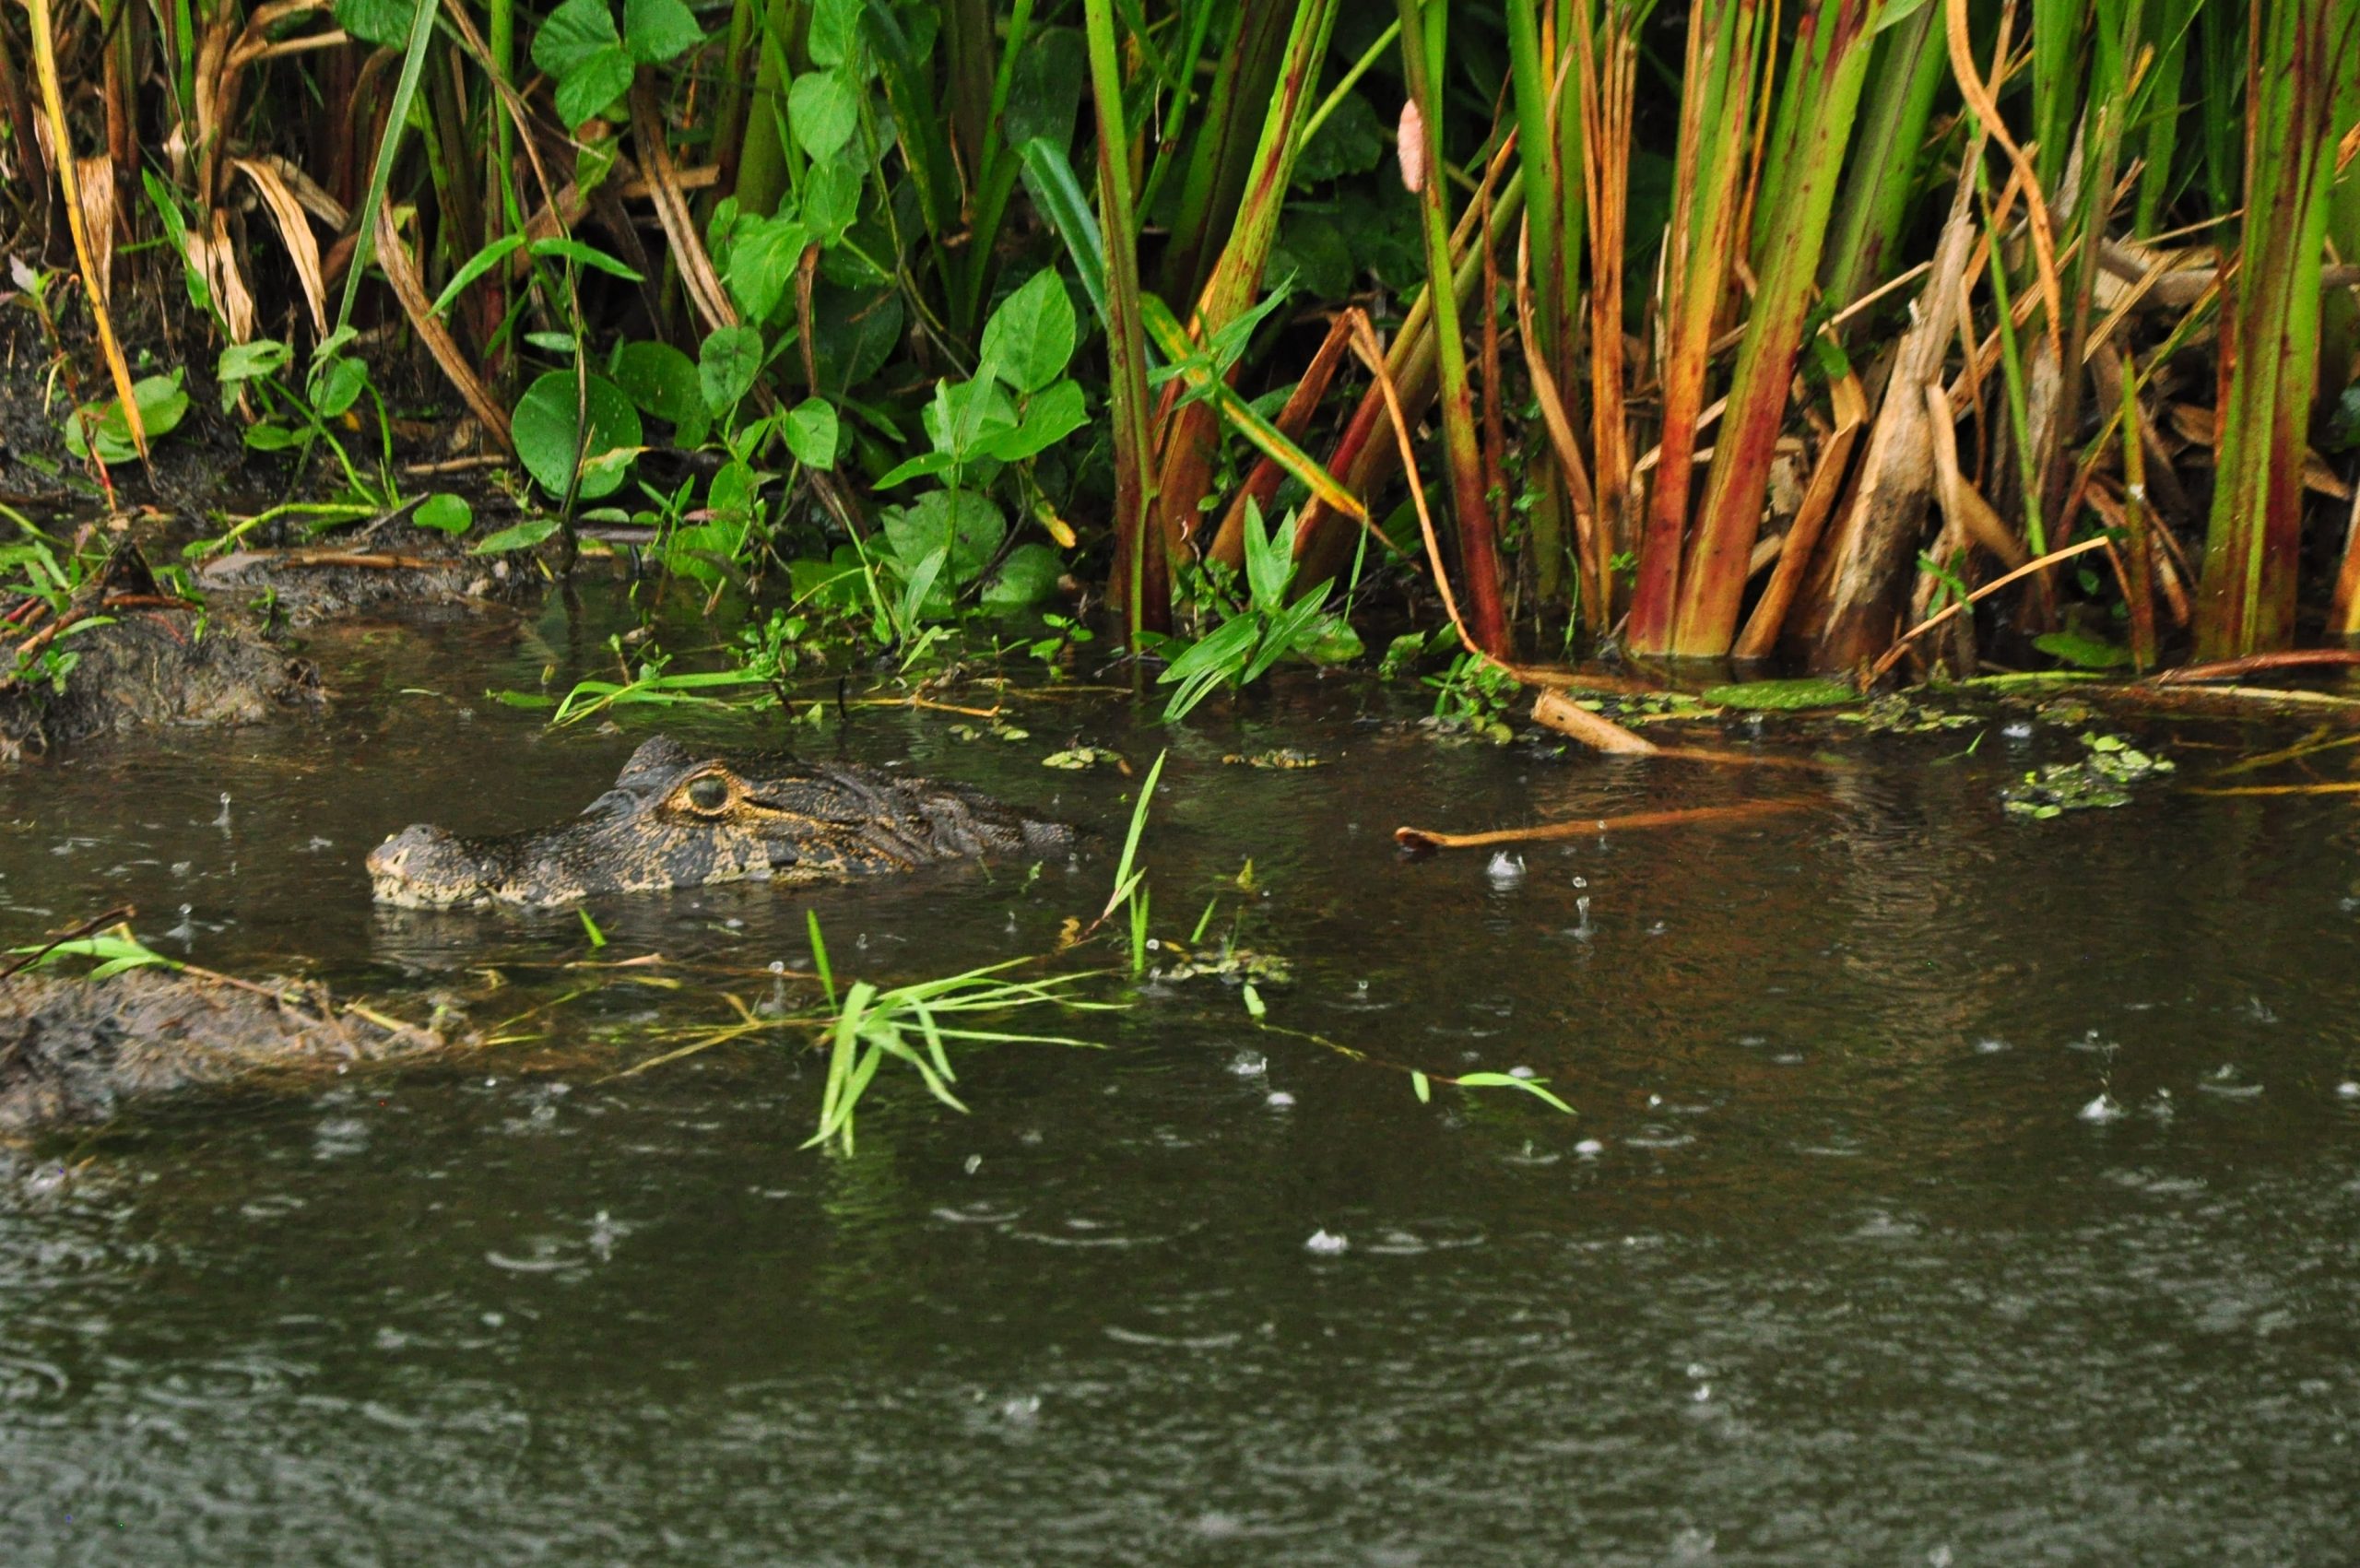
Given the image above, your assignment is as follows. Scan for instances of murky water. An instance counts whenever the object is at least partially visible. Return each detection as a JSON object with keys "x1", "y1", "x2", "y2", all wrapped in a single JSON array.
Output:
[{"x1": 4, "y1": 593, "x2": 2358, "y2": 1564}]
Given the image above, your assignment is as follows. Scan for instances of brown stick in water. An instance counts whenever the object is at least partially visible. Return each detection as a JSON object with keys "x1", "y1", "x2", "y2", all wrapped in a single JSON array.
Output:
[{"x1": 1395, "y1": 797, "x2": 1813, "y2": 852}]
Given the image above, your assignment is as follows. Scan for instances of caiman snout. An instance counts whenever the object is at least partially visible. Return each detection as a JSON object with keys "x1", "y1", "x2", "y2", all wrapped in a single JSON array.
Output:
[{"x1": 367, "y1": 823, "x2": 498, "y2": 907}]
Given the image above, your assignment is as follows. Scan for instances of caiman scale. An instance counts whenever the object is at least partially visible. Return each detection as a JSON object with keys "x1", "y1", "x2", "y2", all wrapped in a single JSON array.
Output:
[{"x1": 367, "y1": 735, "x2": 1072, "y2": 907}]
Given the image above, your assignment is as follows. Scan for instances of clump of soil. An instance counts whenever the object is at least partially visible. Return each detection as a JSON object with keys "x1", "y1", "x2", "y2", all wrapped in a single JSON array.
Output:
[
  {"x1": 0, "y1": 607, "x2": 320, "y2": 756},
  {"x1": 0, "y1": 968, "x2": 446, "y2": 1131},
  {"x1": 195, "y1": 510, "x2": 531, "y2": 626}
]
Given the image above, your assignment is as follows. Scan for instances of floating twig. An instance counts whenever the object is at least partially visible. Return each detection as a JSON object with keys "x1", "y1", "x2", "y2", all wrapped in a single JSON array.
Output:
[{"x1": 1394, "y1": 797, "x2": 1812, "y2": 851}]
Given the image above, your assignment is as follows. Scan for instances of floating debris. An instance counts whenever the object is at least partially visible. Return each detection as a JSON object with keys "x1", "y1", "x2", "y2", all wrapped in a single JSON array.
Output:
[
  {"x1": 2004, "y1": 733, "x2": 2176, "y2": 818},
  {"x1": 1041, "y1": 746, "x2": 1124, "y2": 771},
  {"x1": 1149, "y1": 940, "x2": 1292, "y2": 987},
  {"x1": 1221, "y1": 748, "x2": 1324, "y2": 769}
]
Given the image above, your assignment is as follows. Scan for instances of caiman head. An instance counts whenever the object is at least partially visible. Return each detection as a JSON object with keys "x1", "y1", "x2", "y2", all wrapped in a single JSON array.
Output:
[{"x1": 367, "y1": 735, "x2": 1070, "y2": 908}]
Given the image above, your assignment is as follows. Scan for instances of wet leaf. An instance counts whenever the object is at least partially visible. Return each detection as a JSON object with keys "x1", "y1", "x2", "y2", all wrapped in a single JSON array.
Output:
[
  {"x1": 511, "y1": 371, "x2": 642, "y2": 499},
  {"x1": 473, "y1": 518, "x2": 561, "y2": 555},
  {"x1": 783, "y1": 396, "x2": 839, "y2": 468},
  {"x1": 980, "y1": 268, "x2": 1079, "y2": 394},
  {"x1": 698, "y1": 324, "x2": 763, "y2": 416},
  {"x1": 414, "y1": 493, "x2": 473, "y2": 534}
]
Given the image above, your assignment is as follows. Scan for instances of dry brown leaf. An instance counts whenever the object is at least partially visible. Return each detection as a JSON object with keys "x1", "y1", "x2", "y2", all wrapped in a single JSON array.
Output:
[{"x1": 232, "y1": 157, "x2": 325, "y2": 336}]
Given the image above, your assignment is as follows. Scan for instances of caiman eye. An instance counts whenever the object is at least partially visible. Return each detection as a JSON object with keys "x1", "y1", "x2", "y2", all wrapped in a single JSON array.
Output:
[{"x1": 681, "y1": 775, "x2": 732, "y2": 813}]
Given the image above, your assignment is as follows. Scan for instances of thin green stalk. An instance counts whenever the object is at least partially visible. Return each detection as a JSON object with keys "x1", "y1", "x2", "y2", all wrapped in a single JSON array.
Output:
[
  {"x1": 1082, "y1": 0, "x2": 1160, "y2": 646},
  {"x1": 2198, "y1": 0, "x2": 2359, "y2": 655},
  {"x1": 1398, "y1": 0, "x2": 1508, "y2": 655},
  {"x1": 1978, "y1": 165, "x2": 2047, "y2": 559}
]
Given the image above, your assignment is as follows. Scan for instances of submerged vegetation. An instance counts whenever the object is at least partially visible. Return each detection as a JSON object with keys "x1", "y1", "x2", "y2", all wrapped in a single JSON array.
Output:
[{"x1": 0, "y1": 0, "x2": 2355, "y2": 695}]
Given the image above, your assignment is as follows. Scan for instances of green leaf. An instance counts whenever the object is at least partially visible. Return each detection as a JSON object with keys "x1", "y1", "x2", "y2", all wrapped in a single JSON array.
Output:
[
  {"x1": 1702, "y1": 678, "x2": 1862, "y2": 711},
  {"x1": 1454, "y1": 1071, "x2": 1575, "y2": 1114},
  {"x1": 414, "y1": 492, "x2": 474, "y2": 534},
  {"x1": 979, "y1": 268, "x2": 1078, "y2": 394},
  {"x1": 510, "y1": 370, "x2": 643, "y2": 499},
  {"x1": 806, "y1": 0, "x2": 860, "y2": 66},
  {"x1": 308, "y1": 355, "x2": 368, "y2": 419},
  {"x1": 621, "y1": 0, "x2": 702, "y2": 62},
  {"x1": 881, "y1": 489, "x2": 1005, "y2": 587},
  {"x1": 871, "y1": 450, "x2": 958, "y2": 489},
  {"x1": 611, "y1": 339, "x2": 707, "y2": 444},
  {"x1": 723, "y1": 213, "x2": 809, "y2": 324},
  {"x1": 800, "y1": 150, "x2": 865, "y2": 244},
  {"x1": 783, "y1": 396, "x2": 839, "y2": 467},
  {"x1": 534, "y1": 0, "x2": 634, "y2": 126},
  {"x1": 981, "y1": 542, "x2": 1063, "y2": 609},
  {"x1": 1242, "y1": 501, "x2": 1297, "y2": 614},
  {"x1": 1411, "y1": 1069, "x2": 1431, "y2": 1103},
  {"x1": 430, "y1": 233, "x2": 525, "y2": 317},
  {"x1": 65, "y1": 374, "x2": 189, "y2": 463},
  {"x1": 528, "y1": 236, "x2": 643, "y2": 281},
  {"x1": 788, "y1": 68, "x2": 860, "y2": 160},
  {"x1": 334, "y1": 0, "x2": 418, "y2": 48},
  {"x1": 532, "y1": 0, "x2": 620, "y2": 75},
  {"x1": 557, "y1": 50, "x2": 634, "y2": 127},
  {"x1": 217, "y1": 338, "x2": 291, "y2": 385},
  {"x1": 698, "y1": 324, "x2": 764, "y2": 416},
  {"x1": 473, "y1": 517, "x2": 561, "y2": 554},
  {"x1": 2033, "y1": 631, "x2": 2134, "y2": 670},
  {"x1": 977, "y1": 380, "x2": 1086, "y2": 463}
]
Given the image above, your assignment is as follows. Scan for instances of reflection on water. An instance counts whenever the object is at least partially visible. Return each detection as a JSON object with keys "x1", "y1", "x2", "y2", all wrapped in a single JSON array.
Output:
[{"x1": 4, "y1": 592, "x2": 2358, "y2": 1563}]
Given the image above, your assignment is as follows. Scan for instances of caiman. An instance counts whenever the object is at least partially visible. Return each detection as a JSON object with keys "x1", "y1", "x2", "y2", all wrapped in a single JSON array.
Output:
[{"x1": 367, "y1": 734, "x2": 1073, "y2": 908}]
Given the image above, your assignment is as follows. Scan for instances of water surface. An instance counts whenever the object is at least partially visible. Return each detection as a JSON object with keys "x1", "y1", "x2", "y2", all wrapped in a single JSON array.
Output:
[{"x1": 4, "y1": 595, "x2": 2357, "y2": 1564}]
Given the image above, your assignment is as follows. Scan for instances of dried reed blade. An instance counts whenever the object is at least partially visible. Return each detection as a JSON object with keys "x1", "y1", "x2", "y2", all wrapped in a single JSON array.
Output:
[{"x1": 25, "y1": 0, "x2": 147, "y2": 466}]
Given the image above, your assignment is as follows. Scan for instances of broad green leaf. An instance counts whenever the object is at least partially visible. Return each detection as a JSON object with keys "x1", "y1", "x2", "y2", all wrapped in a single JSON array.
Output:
[
  {"x1": 788, "y1": 68, "x2": 860, "y2": 160},
  {"x1": 698, "y1": 324, "x2": 763, "y2": 415},
  {"x1": 334, "y1": 0, "x2": 417, "y2": 47},
  {"x1": 806, "y1": 0, "x2": 860, "y2": 65},
  {"x1": 612, "y1": 338, "x2": 707, "y2": 444},
  {"x1": 979, "y1": 268, "x2": 1078, "y2": 394},
  {"x1": 881, "y1": 489, "x2": 1004, "y2": 585},
  {"x1": 924, "y1": 377, "x2": 1019, "y2": 459},
  {"x1": 784, "y1": 396, "x2": 839, "y2": 468},
  {"x1": 723, "y1": 212, "x2": 809, "y2": 323},
  {"x1": 65, "y1": 374, "x2": 189, "y2": 463},
  {"x1": 977, "y1": 380, "x2": 1086, "y2": 463},
  {"x1": 535, "y1": 0, "x2": 634, "y2": 126},
  {"x1": 621, "y1": 0, "x2": 702, "y2": 62},
  {"x1": 308, "y1": 355, "x2": 368, "y2": 419},
  {"x1": 532, "y1": 0, "x2": 619, "y2": 75},
  {"x1": 981, "y1": 542, "x2": 1063, "y2": 609},
  {"x1": 510, "y1": 370, "x2": 643, "y2": 498},
  {"x1": 473, "y1": 517, "x2": 561, "y2": 554},
  {"x1": 801, "y1": 151, "x2": 865, "y2": 243},
  {"x1": 556, "y1": 49, "x2": 634, "y2": 127},
  {"x1": 414, "y1": 492, "x2": 474, "y2": 534},
  {"x1": 217, "y1": 338, "x2": 291, "y2": 384}
]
